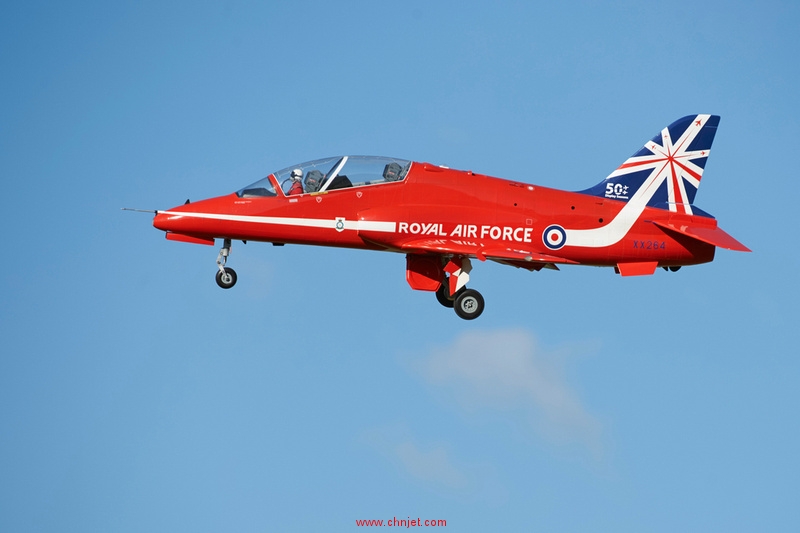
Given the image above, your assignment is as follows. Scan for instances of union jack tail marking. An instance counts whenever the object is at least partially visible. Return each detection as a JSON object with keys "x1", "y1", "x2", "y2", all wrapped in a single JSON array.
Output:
[{"x1": 580, "y1": 114, "x2": 720, "y2": 217}]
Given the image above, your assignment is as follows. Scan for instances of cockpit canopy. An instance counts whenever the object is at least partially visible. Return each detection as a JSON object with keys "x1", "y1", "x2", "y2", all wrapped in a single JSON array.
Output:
[{"x1": 237, "y1": 156, "x2": 411, "y2": 198}]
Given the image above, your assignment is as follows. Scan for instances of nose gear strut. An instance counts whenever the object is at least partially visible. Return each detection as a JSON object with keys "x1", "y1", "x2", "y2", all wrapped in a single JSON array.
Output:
[{"x1": 215, "y1": 238, "x2": 237, "y2": 289}]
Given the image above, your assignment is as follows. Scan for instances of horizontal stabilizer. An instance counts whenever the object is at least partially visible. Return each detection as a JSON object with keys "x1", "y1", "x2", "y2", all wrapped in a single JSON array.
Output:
[{"x1": 652, "y1": 221, "x2": 750, "y2": 252}]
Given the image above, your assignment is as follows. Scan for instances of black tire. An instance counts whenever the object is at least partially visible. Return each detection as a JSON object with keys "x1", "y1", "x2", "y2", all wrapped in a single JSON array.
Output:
[
  {"x1": 669, "y1": 266, "x2": 681, "y2": 272},
  {"x1": 436, "y1": 282, "x2": 468, "y2": 308},
  {"x1": 215, "y1": 267, "x2": 237, "y2": 289},
  {"x1": 436, "y1": 284, "x2": 455, "y2": 308},
  {"x1": 454, "y1": 289, "x2": 484, "y2": 320}
]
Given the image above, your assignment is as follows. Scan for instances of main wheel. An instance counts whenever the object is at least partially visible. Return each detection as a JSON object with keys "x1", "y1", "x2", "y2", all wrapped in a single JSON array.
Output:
[
  {"x1": 215, "y1": 267, "x2": 237, "y2": 289},
  {"x1": 454, "y1": 289, "x2": 484, "y2": 320},
  {"x1": 436, "y1": 284, "x2": 454, "y2": 308},
  {"x1": 435, "y1": 283, "x2": 464, "y2": 308}
]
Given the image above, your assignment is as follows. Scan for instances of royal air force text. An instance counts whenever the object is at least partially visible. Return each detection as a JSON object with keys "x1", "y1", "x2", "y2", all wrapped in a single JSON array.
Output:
[{"x1": 398, "y1": 222, "x2": 534, "y2": 243}]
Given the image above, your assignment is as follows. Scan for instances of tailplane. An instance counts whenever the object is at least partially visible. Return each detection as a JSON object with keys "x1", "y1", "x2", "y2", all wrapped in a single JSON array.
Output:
[{"x1": 580, "y1": 114, "x2": 720, "y2": 216}]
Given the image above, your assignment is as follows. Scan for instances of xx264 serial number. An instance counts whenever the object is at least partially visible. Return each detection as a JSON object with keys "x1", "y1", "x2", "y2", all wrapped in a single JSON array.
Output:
[{"x1": 633, "y1": 240, "x2": 666, "y2": 250}]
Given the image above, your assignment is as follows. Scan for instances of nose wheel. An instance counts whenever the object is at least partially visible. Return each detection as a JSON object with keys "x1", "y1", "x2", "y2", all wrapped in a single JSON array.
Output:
[
  {"x1": 215, "y1": 238, "x2": 237, "y2": 289},
  {"x1": 216, "y1": 267, "x2": 237, "y2": 289}
]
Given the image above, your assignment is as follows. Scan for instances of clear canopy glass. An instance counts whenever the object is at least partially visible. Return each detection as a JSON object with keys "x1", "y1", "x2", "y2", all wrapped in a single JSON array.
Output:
[{"x1": 237, "y1": 156, "x2": 411, "y2": 197}]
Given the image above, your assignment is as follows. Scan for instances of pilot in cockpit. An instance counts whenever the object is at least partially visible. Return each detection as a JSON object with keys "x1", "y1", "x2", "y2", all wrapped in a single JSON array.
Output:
[{"x1": 288, "y1": 168, "x2": 304, "y2": 195}]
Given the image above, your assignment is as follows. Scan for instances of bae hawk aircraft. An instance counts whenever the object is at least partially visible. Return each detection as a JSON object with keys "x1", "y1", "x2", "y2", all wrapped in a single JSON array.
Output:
[{"x1": 142, "y1": 114, "x2": 749, "y2": 320}]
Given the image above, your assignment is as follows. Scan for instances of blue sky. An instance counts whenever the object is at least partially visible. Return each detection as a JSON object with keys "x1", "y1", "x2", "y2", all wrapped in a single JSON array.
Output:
[{"x1": 1, "y1": 1, "x2": 798, "y2": 531}]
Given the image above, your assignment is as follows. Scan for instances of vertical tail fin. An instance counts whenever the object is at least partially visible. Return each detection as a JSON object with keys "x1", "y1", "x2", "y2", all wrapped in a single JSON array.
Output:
[{"x1": 579, "y1": 114, "x2": 720, "y2": 216}]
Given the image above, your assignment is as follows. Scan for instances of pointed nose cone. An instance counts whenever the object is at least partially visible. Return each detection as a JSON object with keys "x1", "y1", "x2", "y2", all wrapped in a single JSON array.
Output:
[
  {"x1": 152, "y1": 194, "x2": 235, "y2": 240},
  {"x1": 153, "y1": 204, "x2": 192, "y2": 233},
  {"x1": 153, "y1": 211, "x2": 170, "y2": 231},
  {"x1": 152, "y1": 205, "x2": 216, "y2": 245}
]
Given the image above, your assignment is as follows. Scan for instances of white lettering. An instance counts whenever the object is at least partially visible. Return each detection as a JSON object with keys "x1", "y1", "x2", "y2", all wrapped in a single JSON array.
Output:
[
  {"x1": 427, "y1": 223, "x2": 442, "y2": 236},
  {"x1": 402, "y1": 222, "x2": 533, "y2": 241}
]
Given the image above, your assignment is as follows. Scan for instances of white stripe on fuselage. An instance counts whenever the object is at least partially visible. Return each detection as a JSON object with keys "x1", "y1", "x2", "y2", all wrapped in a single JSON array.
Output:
[
  {"x1": 159, "y1": 211, "x2": 397, "y2": 233},
  {"x1": 564, "y1": 170, "x2": 665, "y2": 247}
]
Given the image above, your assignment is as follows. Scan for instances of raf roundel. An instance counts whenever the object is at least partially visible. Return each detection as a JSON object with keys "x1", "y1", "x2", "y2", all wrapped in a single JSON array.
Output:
[{"x1": 543, "y1": 224, "x2": 567, "y2": 250}]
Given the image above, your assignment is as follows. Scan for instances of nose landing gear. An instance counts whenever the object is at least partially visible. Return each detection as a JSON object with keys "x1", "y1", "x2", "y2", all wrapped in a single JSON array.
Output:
[{"x1": 215, "y1": 238, "x2": 237, "y2": 289}]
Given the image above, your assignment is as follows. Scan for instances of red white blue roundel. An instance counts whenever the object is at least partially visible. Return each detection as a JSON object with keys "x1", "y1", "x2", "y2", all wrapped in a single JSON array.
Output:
[{"x1": 543, "y1": 224, "x2": 566, "y2": 249}]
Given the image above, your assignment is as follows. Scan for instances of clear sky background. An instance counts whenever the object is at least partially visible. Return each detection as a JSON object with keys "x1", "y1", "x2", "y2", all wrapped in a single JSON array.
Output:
[{"x1": 1, "y1": 1, "x2": 798, "y2": 531}]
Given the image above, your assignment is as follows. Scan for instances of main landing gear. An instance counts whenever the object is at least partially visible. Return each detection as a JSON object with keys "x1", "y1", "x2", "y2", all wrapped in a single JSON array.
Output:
[
  {"x1": 454, "y1": 288, "x2": 485, "y2": 320},
  {"x1": 434, "y1": 258, "x2": 485, "y2": 320},
  {"x1": 215, "y1": 238, "x2": 237, "y2": 289},
  {"x1": 436, "y1": 282, "x2": 485, "y2": 320}
]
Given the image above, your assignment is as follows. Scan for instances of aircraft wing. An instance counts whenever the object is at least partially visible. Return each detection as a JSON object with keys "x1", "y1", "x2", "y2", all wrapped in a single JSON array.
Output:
[
  {"x1": 399, "y1": 238, "x2": 578, "y2": 270},
  {"x1": 652, "y1": 221, "x2": 751, "y2": 252}
]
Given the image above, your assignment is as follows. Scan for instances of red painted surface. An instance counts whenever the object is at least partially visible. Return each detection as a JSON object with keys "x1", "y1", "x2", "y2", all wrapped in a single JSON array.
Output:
[{"x1": 153, "y1": 163, "x2": 743, "y2": 275}]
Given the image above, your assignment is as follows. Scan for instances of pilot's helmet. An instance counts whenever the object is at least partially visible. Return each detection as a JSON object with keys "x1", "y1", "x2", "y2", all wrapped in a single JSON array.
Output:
[{"x1": 291, "y1": 168, "x2": 303, "y2": 181}]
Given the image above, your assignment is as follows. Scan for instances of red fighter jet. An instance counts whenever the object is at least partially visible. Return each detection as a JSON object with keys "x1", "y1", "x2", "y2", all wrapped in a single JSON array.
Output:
[{"x1": 148, "y1": 114, "x2": 749, "y2": 320}]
